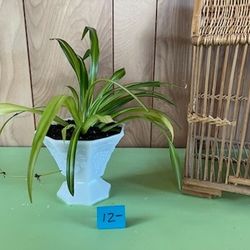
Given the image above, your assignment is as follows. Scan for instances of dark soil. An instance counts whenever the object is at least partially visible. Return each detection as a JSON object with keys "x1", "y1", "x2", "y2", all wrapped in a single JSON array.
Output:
[{"x1": 46, "y1": 120, "x2": 121, "y2": 141}]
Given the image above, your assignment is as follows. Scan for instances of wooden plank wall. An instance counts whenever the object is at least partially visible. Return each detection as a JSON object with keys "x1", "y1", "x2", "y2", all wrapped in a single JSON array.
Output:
[
  {"x1": 0, "y1": 0, "x2": 194, "y2": 147},
  {"x1": 0, "y1": 0, "x2": 34, "y2": 146}
]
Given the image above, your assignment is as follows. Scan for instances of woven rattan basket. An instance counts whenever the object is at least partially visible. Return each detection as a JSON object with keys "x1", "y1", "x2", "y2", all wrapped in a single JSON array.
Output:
[{"x1": 183, "y1": 0, "x2": 250, "y2": 198}]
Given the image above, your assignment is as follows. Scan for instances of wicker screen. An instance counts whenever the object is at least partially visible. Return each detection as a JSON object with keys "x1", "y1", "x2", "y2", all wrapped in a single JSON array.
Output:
[
  {"x1": 192, "y1": 0, "x2": 250, "y2": 45},
  {"x1": 184, "y1": 0, "x2": 250, "y2": 198}
]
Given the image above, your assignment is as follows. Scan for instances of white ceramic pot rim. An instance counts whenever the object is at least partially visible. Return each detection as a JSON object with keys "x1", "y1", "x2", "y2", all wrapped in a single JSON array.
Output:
[{"x1": 44, "y1": 124, "x2": 124, "y2": 145}]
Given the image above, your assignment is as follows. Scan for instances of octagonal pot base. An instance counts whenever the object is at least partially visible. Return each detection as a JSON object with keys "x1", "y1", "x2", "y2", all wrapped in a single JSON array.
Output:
[{"x1": 57, "y1": 178, "x2": 111, "y2": 206}]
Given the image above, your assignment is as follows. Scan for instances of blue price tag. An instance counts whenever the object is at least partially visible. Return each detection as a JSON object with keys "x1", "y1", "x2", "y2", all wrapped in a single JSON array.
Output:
[{"x1": 97, "y1": 205, "x2": 126, "y2": 229}]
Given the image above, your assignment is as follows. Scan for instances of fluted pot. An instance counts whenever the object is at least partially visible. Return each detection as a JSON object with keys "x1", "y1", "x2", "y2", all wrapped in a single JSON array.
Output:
[{"x1": 43, "y1": 127, "x2": 124, "y2": 205}]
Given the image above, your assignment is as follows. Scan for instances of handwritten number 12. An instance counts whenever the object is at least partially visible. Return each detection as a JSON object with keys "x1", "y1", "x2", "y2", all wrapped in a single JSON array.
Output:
[{"x1": 103, "y1": 212, "x2": 115, "y2": 223}]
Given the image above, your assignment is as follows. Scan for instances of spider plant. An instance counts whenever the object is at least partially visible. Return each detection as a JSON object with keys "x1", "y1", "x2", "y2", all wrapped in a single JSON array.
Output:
[{"x1": 0, "y1": 26, "x2": 181, "y2": 202}]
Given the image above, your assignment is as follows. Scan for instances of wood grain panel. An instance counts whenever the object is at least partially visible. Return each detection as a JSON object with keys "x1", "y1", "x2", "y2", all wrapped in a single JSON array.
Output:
[
  {"x1": 114, "y1": 0, "x2": 157, "y2": 147},
  {"x1": 151, "y1": 0, "x2": 194, "y2": 147},
  {"x1": 0, "y1": 0, "x2": 34, "y2": 146},
  {"x1": 24, "y1": 0, "x2": 112, "y2": 118}
]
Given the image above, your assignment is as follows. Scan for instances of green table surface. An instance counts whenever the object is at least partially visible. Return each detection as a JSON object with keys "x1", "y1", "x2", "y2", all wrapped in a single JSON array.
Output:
[{"x1": 0, "y1": 148, "x2": 250, "y2": 250}]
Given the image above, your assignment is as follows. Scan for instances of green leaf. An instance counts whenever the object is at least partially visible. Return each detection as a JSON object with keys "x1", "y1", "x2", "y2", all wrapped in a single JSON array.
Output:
[
  {"x1": 82, "y1": 114, "x2": 114, "y2": 133},
  {"x1": 81, "y1": 27, "x2": 99, "y2": 86},
  {"x1": 77, "y1": 54, "x2": 89, "y2": 104},
  {"x1": 52, "y1": 38, "x2": 88, "y2": 107},
  {"x1": 98, "y1": 95, "x2": 133, "y2": 114},
  {"x1": 61, "y1": 124, "x2": 75, "y2": 141},
  {"x1": 82, "y1": 49, "x2": 90, "y2": 60},
  {"x1": 123, "y1": 81, "x2": 178, "y2": 90},
  {"x1": 96, "y1": 68, "x2": 126, "y2": 97},
  {"x1": 66, "y1": 86, "x2": 80, "y2": 113},
  {"x1": 66, "y1": 126, "x2": 82, "y2": 195},
  {"x1": 51, "y1": 38, "x2": 81, "y2": 80},
  {"x1": 168, "y1": 138, "x2": 182, "y2": 191},
  {"x1": 102, "y1": 113, "x2": 169, "y2": 138},
  {"x1": 106, "y1": 69, "x2": 126, "y2": 95},
  {"x1": 123, "y1": 81, "x2": 161, "y2": 90},
  {"x1": 143, "y1": 91, "x2": 174, "y2": 105},
  {"x1": 64, "y1": 96, "x2": 81, "y2": 125},
  {"x1": 0, "y1": 103, "x2": 33, "y2": 115},
  {"x1": 0, "y1": 112, "x2": 24, "y2": 134},
  {"x1": 0, "y1": 103, "x2": 68, "y2": 126},
  {"x1": 101, "y1": 81, "x2": 161, "y2": 100},
  {"x1": 94, "y1": 81, "x2": 162, "y2": 110},
  {"x1": 0, "y1": 104, "x2": 68, "y2": 135},
  {"x1": 111, "y1": 68, "x2": 126, "y2": 81},
  {"x1": 99, "y1": 108, "x2": 181, "y2": 190},
  {"x1": 95, "y1": 114, "x2": 114, "y2": 124},
  {"x1": 98, "y1": 91, "x2": 174, "y2": 115},
  {"x1": 111, "y1": 107, "x2": 174, "y2": 140},
  {"x1": 27, "y1": 95, "x2": 71, "y2": 202},
  {"x1": 92, "y1": 79, "x2": 149, "y2": 112}
]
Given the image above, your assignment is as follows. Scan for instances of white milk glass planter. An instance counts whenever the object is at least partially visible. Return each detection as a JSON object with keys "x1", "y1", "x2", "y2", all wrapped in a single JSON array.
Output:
[{"x1": 43, "y1": 127, "x2": 124, "y2": 205}]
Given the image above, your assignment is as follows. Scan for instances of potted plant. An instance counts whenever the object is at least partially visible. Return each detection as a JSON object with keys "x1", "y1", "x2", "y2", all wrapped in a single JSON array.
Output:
[{"x1": 0, "y1": 26, "x2": 181, "y2": 205}]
